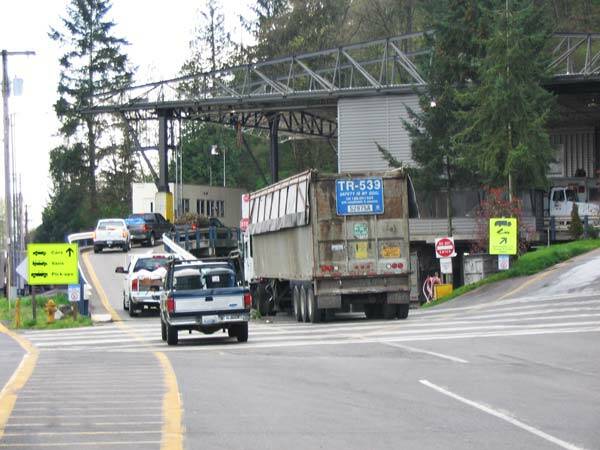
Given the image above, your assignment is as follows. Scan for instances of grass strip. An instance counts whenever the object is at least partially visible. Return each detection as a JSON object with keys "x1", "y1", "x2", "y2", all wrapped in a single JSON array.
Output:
[
  {"x1": 423, "y1": 239, "x2": 600, "y2": 308},
  {"x1": 0, "y1": 293, "x2": 92, "y2": 329}
]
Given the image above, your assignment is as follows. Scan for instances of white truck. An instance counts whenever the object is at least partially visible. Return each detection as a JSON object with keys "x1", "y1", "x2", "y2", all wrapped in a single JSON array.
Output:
[
  {"x1": 547, "y1": 186, "x2": 600, "y2": 231},
  {"x1": 115, "y1": 253, "x2": 173, "y2": 316}
]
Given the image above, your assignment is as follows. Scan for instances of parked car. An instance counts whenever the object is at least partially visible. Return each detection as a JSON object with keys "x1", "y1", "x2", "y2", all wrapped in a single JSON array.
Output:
[
  {"x1": 93, "y1": 218, "x2": 131, "y2": 253},
  {"x1": 115, "y1": 253, "x2": 173, "y2": 316},
  {"x1": 125, "y1": 213, "x2": 173, "y2": 247},
  {"x1": 160, "y1": 259, "x2": 251, "y2": 345}
]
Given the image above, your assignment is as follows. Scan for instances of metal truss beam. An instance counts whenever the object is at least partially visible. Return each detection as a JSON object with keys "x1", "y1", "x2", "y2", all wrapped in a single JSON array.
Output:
[{"x1": 550, "y1": 32, "x2": 600, "y2": 76}]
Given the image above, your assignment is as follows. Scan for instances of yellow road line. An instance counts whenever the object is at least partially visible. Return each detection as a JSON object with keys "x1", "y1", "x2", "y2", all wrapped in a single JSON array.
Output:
[
  {"x1": 83, "y1": 252, "x2": 183, "y2": 450},
  {"x1": 81, "y1": 251, "x2": 121, "y2": 322},
  {"x1": 0, "y1": 323, "x2": 39, "y2": 440},
  {"x1": 155, "y1": 352, "x2": 183, "y2": 450},
  {"x1": 497, "y1": 269, "x2": 555, "y2": 301}
]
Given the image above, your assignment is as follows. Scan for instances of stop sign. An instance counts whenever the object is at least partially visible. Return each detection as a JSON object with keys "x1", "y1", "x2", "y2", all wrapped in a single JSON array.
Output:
[{"x1": 435, "y1": 237, "x2": 456, "y2": 258}]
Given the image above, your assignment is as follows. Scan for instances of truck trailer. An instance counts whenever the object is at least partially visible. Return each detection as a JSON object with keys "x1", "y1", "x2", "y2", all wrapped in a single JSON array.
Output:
[{"x1": 244, "y1": 169, "x2": 412, "y2": 323}]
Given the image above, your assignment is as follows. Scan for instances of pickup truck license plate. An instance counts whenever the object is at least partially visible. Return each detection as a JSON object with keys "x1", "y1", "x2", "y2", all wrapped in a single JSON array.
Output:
[
  {"x1": 201, "y1": 315, "x2": 219, "y2": 325},
  {"x1": 107, "y1": 240, "x2": 113, "y2": 245}
]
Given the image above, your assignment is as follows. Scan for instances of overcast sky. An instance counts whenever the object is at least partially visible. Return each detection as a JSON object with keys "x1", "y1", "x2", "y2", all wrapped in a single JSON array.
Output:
[{"x1": 0, "y1": 0, "x2": 252, "y2": 228}]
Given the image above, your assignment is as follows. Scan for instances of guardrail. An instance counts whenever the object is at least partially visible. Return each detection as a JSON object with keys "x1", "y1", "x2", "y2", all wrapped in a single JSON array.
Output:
[{"x1": 162, "y1": 233, "x2": 197, "y2": 261}]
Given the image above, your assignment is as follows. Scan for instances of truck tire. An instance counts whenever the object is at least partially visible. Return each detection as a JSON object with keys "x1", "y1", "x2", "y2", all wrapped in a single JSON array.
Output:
[
  {"x1": 236, "y1": 322, "x2": 249, "y2": 343},
  {"x1": 300, "y1": 286, "x2": 308, "y2": 323},
  {"x1": 166, "y1": 324, "x2": 178, "y2": 345},
  {"x1": 256, "y1": 283, "x2": 269, "y2": 316},
  {"x1": 93, "y1": 246, "x2": 101, "y2": 253},
  {"x1": 161, "y1": 319, "x2": 167, "y2": 341},
  {"x1": 383, "y1": 304, "x2": 397, "y2": 320},
  {"x1": 397, "y1": 304, "x2": 409, "y2": 319},
  {"x1": 123, "y1": 294, "x2": 128, "y2": 311},
  {"x1": 307, "y1": 287, "x2": 321, "y2": 323},
  {"x1": 293, "y1": 286, "x2": 302, "y2": 322},
  {"x1": 148, "y1": 233, "x2": 155, "y2": 247},
  {"x1": 128, "y1": 299, "x2": 136, "y2": 317},
  {"x1": 364, "y1": 304, "x2": 376, "y2": 320}
]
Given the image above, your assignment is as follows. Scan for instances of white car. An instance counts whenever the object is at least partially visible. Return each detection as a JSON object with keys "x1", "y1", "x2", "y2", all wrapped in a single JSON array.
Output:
[
  {"x1": 115, "y1": 253, "x2": 173, "y2": 317},
  {"x1": 93, "y1": 218, "x2": 131, "y2": 253}
]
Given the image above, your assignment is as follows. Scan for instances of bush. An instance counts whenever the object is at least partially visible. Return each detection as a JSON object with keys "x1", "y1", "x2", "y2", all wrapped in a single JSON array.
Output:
[
  {"x1": 173, "y1": 212, "x2": 210, "y2": 227},
  {"x1": 569, "y1": 203, "x2": 584, "y2": 240}
]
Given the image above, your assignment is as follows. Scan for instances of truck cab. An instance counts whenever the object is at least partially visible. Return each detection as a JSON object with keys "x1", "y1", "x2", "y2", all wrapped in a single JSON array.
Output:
[{"x1": 548, "y1": 186, "x2": 600, "y2": 218}]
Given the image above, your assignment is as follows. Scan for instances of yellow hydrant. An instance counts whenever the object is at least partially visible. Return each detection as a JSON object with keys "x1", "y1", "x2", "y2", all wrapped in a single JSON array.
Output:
[{"x1": 45, "y1": 299, "x2": 57, "y2": 324}]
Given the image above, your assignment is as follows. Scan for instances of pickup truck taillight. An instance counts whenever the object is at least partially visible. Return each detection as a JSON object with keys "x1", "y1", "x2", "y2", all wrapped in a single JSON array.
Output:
[
  {"x1": 166, "y1": 296, "x2": 175, "y2": 313},
  {"x1": 143, "y1": 224, "x2": 149, "y2": 232},
  {"x1": 243, "y1": 293, "x2": 252, "y2": 309},
  {"x1": 122, "y1": 230, "x2": 128, "y2": 238},
  {"x1": 131, "y1": 279, "x2": 138, "y2": 291},
  {"x1": 92, "y1": 232, "x2": 96, "y2": 240}
]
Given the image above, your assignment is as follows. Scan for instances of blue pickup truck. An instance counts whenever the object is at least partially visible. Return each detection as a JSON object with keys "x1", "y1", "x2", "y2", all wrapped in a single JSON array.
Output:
[{"x1": 160, "y1": 260, "x2": 251, "y2": 345}]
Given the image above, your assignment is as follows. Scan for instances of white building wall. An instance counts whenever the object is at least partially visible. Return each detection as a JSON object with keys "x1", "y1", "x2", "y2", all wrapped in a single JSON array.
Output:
[
  {"x1": 131, "y1": 183, "x2": 245, "y2": 228},
  {"x1": 337, "y1": 94, "x2": 420, "y2": 173}
]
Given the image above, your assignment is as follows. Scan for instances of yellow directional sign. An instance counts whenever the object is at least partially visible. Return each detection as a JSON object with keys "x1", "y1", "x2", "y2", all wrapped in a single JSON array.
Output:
[
  {"x1": 27, "y1": 243, "x2": 79, "y2": 285},
  {"x1": 489, "y1": 218, "x2": 517, "y2": 255}
]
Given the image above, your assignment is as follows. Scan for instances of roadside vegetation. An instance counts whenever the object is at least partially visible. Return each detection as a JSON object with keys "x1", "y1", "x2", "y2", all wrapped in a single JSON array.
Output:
[
  {"x1": 424, "y1": 239, "x2": 600, "y2": 308},
  {"x1": 0, "y1": 294, "x2": 92, "y2": 330}
]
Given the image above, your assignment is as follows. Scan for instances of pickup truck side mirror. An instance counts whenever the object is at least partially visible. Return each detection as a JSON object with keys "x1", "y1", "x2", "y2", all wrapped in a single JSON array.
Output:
[{"x1": 115, "y1": 266, "x2": 127, "y2": 274}]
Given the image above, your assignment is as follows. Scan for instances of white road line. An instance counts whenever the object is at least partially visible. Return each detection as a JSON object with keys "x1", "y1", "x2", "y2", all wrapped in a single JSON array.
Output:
[
  {"x1": 8, "y1": 414, "x2": 161, "y2": 420},
  {"x1": 4, "y1": 421, "x2": 163, "y2": 428},
  {"x1": 105, "y1": 325, "x2": 600, "y2": 353},
  {"x1": 0, "y1": 440, "x2": 161, "y2": 447},
  {"x1": 25, "y1": 311, "x2": 600, "y2": 347},
  {"x1": 3, "y1": 430, "x2": 162, "y2": 437},
  {"x1": 380, "y1": 342, "x2": 469, "y2": 363},
  {"x1": 419, "y1": 379, "x2": 584, "y2": 450}
]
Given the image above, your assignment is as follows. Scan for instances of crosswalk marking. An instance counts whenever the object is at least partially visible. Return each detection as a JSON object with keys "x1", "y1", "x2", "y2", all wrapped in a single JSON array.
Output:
[{"x1": 18, "y1": 292, "x2": 600, "y2": 354}]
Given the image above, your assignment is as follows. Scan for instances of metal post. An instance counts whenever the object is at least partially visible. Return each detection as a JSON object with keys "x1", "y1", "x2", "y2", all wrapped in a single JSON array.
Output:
[
  {"x1": 157, "y1": 111, "x2": 170, "y2": 193},
  {"x1": 2, "y1": 50, "x2": 13, "y2": 302},
  {"x1": 2, "y1": 49, "x2": 34, "y2": 302},
  {"x1": 223, "y1": 147, "x2": 226, "y2": 187},
  {"x1": 269, "y1": 113, "x2": 279, "y2": 183}
]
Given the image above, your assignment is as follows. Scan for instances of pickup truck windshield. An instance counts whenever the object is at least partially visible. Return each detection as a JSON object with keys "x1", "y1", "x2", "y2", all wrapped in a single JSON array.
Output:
[
  {"x1": 172, "y1": 266, "x2": 236, "y2": 290},
  {"x1": 134, "y1": 257, "x2": 169, "y2": 272},
  {"x1": 98, "y1": 220, "x2": 124, "y2": 229}
]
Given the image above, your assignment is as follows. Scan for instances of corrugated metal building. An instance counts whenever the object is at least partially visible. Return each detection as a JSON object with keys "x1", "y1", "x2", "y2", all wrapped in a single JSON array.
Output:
[{"x1": 338, "y1": 95, "x2": 420, "y2": 173}]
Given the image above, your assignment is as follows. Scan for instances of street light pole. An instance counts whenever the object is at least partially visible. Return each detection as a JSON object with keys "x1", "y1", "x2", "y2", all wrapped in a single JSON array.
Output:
[{"x1": 2, "y1": 49, "x2": 35, "y2": 302}]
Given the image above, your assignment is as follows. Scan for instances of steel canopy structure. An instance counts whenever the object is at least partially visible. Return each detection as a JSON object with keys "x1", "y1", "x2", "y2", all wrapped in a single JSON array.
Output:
[{"x1": 83, "y1": 31, "x2": 600, "y2": 190}]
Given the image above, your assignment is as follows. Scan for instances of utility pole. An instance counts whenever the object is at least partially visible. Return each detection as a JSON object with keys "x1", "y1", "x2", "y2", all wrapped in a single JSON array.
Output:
[{"x1": 2, "y1": 49, "x2": 35, "y2": 302}]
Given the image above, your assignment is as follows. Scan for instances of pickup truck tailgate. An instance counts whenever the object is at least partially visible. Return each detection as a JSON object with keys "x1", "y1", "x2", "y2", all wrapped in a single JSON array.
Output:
[{"x1": 174, "y1": 292, "x2": 244, "y2": 313}]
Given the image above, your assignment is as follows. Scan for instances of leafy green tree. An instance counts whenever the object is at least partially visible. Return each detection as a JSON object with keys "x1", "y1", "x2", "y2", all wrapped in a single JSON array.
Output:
[
  {"x1": 49, "y1": 0, "x2": 134, "y2": 217},
  {"x1": 459, "y1": 0, "x2": 555, "y2": 199},
  {"x1": 401, "y1": 0, "x2": 489, "y2": 235}
]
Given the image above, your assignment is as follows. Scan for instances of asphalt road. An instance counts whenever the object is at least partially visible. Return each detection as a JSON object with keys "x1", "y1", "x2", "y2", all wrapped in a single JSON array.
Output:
[{"x1": 1, "y1": 245, "x2": 599, "y2": 449}]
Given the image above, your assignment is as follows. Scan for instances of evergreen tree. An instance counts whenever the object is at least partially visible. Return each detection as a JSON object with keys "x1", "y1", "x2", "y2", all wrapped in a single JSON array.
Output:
[
  {"x1": 49, "y1": 0, "x2": 133, "y2": 217},
  {"x1": 402, "y1": 0, "x2": 489, "y2": 235},
  {"x1": 569, "y1": 202, "x2": 584, "y2": 240},
  {"x1": 459, "y1": 0, "x2": 555, "y2": 199}
]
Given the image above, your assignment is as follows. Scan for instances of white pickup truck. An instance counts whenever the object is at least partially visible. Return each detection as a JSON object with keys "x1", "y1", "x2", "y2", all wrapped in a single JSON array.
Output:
[
  {"x1": 547, "y1": 186, "x2": 600, "y2": 229},
  {"x1": 93, "y1": 218, "x2": 131, "y2": 253},
  {"x1": 115, "y1": 253, "x2": 172, "y2": 317},
  {"x1": 160, "y1": 260, "x2": 252, "y2": 345}
]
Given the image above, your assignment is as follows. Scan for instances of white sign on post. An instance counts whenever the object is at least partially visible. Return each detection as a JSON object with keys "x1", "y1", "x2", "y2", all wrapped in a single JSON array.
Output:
[
  {"x1": 440, "y1": 257, "x2": 453, "y2": 274},
  {"x1": 435, "y1": 237, "x2": 456, "y2": 258},
  {"x1": 498, "y1": 254, "x2": 510, "y2": 271},
  {"x1": 68, "y1": 284, "x2": 81, "y2": 303}
]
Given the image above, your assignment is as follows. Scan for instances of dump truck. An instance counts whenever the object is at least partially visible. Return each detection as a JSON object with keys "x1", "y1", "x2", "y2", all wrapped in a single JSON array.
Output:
[{"x1": 244, "y1": 168, "x2": 412, "y2": 323}]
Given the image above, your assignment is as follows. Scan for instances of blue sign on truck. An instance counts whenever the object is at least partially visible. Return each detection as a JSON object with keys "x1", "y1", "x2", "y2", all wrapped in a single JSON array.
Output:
[{"x1": 336, "y1": 177, "x2": 384, "y2": 215}]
